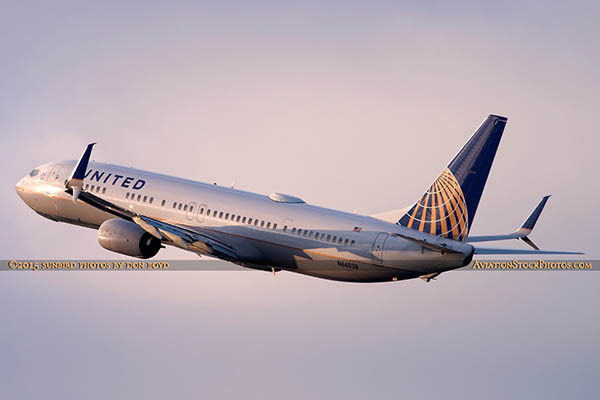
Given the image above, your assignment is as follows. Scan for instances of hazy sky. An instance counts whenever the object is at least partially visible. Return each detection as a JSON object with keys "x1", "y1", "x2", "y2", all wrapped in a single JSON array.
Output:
[{"x1": 1, "y1": 1, "x2": 598, "y2": 399}]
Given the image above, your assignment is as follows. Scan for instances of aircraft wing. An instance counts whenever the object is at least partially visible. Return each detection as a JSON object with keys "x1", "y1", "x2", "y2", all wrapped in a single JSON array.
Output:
[
  {"x1": 65, "y1": 144, "x2": 238, "y2": 261},
  {"x1": 468, "y1": 195, "x2": 551, "y2": 250}
]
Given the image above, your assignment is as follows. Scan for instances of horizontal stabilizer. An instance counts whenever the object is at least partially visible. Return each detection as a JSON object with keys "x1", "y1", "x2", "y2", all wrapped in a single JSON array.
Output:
[{"x1": 474, "y1": 247, "x2": 583, "y2": 255}]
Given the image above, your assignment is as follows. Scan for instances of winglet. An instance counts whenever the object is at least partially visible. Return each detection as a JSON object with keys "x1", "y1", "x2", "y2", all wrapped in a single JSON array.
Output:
[
  {"x1": 521, "y1": 195, "x2": 551, "y2": 231},
  {"x1": 515, "y1": 195, "x2": 551, "y2": 250},
  {"x1": 66, "y1": 143, "x2": 95, "y2": 203},
  {"x1": 468, "y1": 195, "x2": 553, "y2": 249}
]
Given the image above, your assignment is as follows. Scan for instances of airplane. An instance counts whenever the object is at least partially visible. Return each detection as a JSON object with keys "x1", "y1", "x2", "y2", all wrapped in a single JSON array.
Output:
[{"x1": 15, "y1": 115, "x2": 581, "y2": 282}]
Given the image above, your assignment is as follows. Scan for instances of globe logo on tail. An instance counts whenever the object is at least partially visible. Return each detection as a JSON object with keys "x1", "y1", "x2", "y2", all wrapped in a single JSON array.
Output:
[{"x1": 398, "y1": 168, "x2": 469, "y2": 242}]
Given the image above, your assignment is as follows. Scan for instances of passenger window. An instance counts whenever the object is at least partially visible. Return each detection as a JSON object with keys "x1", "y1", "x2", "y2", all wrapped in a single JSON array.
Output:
[
  {"x1": 260, "y1": 221, "x2": 264, "y2": 228},
  {"x1": 327, "y1": 235, "x2": 331, "y2": 242},
  {"x1": 231, "y1": 214, "x2": 235, "y2": 221},
  {"x1": 242, "y1": 217, "x2": 246, "y2": 223},
  {"x1": 297, "y1": 229, "x2": 302, "y2": 236},
  {"x1": 225, "y1": 213, "x2": 229, "y2": 220},
  {"x1": 184, "y1": 204, "x2": 188, "y2": 211},
  {"x1": 199, "y1": 208, "x2": 204, "y2": 214},
  {"x1": 126, "y1": 193, "x2": 130, "y2": 199},
  {"x1": 172, "y1": 202, "x2": 177, "y2": 208},
  {"x1": 254, "y1": 220, "x2": 258, "y2": 226},
  {"x1": 266, "y1": 222, "x2": 271, "y2": 229},
  {"x1": 344, "y1": 239, "x2": 349, "y2": 246},
  {"x1": 137, "y1": 194, "x2": 141, "y2": 201},
  {"x1": 351, "y1": 240, "x2": 355, "y2": 247},
  {"x1": 162, "y1": 200, "x2": 166, "y2": 207},
  {"x1": 149, "y1": 197, "x2": 153, "y2": 204},
  {"x1": 189, "y1": 205, "x2": 193, "y2": 212},
  {"x1": 273, "y1": 223, "x2": 277, "y2": 230},
  {"x1": 102, "y1": 187, "x2": 106, "y2": 194},
  {"x1": 283, "y1": 225, "x2": 287, "y2": 232},
  {"x1": 332, "y1": 236, "x2": 337, "y2": 243},
  {"x1": 213, "y1": 210, "x2": 217, "y2": 217},
  {"x1": 178, "y1": 203, "x2": 182, "y2": 210},
  {"x1": 248, "y1": 218, "x2": 253, "y2": 224},
  {"x1": 236, "y1": 216, "x2": 241, "y2": 222},
  {"x1": 303, "y1": 231, "x2": 308, "y2": 237},
  {"x1": 292, "y1": 228, "x2": 296, "y2": 234},
  {"x1": 90, "y1": 185, "x2": 95, "y2": 191},
  {"x1": 309, "y1": 231, "x2": 313, "y2": 238},
  {"x1": 144, "y1": 195, "x2": 148, "y2": 202},
  {"x1": 206, "y1": 209, "x2": 211, "y2": 215},
  {"x1": 85, "y1": 184, "x2": 89, "y2": 190},
  {"x1": 219, "y1": 212, "x2": 223, "y2": 218},
  {"x1": 338, "y1": 237, "x2": 343, "y2": 244}
]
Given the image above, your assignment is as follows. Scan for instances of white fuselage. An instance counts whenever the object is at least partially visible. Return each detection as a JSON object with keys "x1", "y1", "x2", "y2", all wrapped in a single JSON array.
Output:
[{"x1": 16, "y1": 160, "x2": 473, "y2": 282}]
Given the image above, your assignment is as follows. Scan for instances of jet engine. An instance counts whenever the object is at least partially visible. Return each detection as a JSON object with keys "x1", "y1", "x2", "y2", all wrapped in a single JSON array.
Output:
[{"x1": 98, "y1": 218, "x2": 161, "y2": 258}]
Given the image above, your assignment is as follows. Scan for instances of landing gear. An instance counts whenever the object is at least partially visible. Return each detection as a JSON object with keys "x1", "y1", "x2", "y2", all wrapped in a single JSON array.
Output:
[{"x1": 419, "y1": 272, "x2": 441, "y2": 283}]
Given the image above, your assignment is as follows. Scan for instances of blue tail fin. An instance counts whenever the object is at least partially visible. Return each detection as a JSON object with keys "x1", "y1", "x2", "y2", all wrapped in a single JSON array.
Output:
[{"x1": 398, "y1": 115, "x2": 507, "y2": 241}]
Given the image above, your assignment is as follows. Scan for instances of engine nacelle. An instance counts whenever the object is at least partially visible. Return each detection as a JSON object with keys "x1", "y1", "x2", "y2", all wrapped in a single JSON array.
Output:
[{"x1": 98, "y1": 218, "x2": 161, "y2": 259}]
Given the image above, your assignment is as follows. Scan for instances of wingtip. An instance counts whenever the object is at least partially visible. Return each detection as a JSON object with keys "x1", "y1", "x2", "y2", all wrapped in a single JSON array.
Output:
[
  {"x1": 520, "y1": 195, "x2": 551, "y2": 231},
  {"x1": 66, "y1": 142, "x2": 96, "y2": 189}
]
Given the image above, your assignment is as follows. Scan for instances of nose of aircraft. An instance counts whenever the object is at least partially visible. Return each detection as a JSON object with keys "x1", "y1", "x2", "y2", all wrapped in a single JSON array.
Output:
[
  {"x1": 15, "y1": 175, "x2": 28, "y2": 200},
  {"x1": 15, "y1": 167, "x2": 51, "y2": 213},
  {"x1": 16, "y1": 167, "x2": 42, "y2": 203}
]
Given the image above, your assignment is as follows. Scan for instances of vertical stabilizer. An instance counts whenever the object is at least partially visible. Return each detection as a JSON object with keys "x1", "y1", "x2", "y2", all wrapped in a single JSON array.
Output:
[{"x1": 398, "y1": 115, "x2": 507, "y2": 241}]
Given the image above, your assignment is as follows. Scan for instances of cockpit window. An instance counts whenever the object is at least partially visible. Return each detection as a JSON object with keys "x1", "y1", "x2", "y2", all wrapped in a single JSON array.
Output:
[{"x1": 29, "y1": 169, "x2": 40, "y2": 177}]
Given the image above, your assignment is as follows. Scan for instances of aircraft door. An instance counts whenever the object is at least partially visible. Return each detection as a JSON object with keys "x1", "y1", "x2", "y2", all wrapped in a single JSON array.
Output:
[
  {"x1": 372, "y1": 232, "x2": 389, "y2": 266},
  {"x1": 196, "y1": 204, "x2": 207, "y2": 223},
  {"x1": 186, "y1": 201, "x2": 197, "y2": 221}
]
